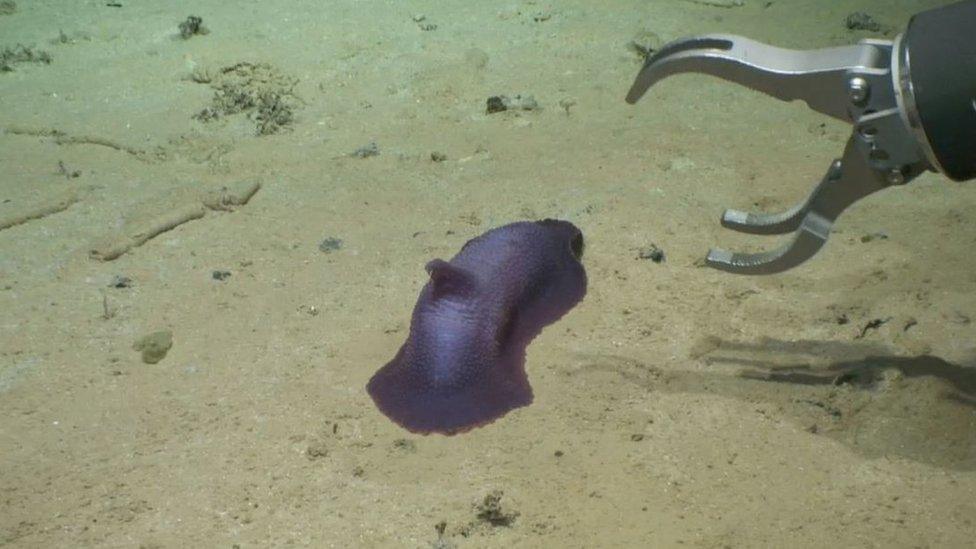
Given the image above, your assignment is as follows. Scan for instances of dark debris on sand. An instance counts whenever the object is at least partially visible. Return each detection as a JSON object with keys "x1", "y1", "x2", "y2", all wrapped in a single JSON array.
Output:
[
  {"x1": 193, "y1": 62, "x2": 299, "y2": 135},
  {"x1": 0, "y1": 44, "x2": 51, "y2": 72},
  {"x1": 845, "y1": 12, "x2": 881, "y2": 32},
  {"x1": 178, "y1": 15, "x2": 209, "y2": 39},
  {"x1": 455, "y1": 490, "x2": 520, "y2": 538},
  {"x1": 475, "y1": 491, "x2": 519, "y2": 527}
]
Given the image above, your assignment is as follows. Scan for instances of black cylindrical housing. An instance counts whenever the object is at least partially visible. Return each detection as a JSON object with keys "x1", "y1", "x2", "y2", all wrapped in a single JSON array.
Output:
[{"x1": 904, "y1": 0, "x2": 976, "y2": 181}]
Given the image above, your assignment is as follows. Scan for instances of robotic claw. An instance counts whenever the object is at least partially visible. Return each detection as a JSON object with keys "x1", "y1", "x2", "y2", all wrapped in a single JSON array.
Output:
[{"x1": 626, "y1": 0, "x2": 976, "y2": 275}]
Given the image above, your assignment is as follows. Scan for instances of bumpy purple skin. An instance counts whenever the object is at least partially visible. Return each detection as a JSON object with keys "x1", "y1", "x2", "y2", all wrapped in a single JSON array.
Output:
[{"x1": 367, "y1": 219, "x2": 587, "y2": 435}]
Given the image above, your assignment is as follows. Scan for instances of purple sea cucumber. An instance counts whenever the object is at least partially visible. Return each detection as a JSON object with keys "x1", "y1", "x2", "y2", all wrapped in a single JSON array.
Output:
[{"x1": 367, "y1": 219, "x2": 587, "y2": 435}]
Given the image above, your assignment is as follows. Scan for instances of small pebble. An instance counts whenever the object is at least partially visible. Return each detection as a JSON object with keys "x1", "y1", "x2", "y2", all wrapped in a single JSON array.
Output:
[
  {"x1": 860, "y1": 231, "x2": 888, "y2": 243},
  {"x1": 351, "y1": 142, "x2": 380, "y2": 158},
  {"x1": 637, "y1": 244, "x2": 665, "y2": 263},
  {"x1": 306, "y1": 441, "x2": 329, "y2": 460},
  {"x1": 393, "y1": 438, "x2": 417, "y2": 452},
  {"x1": 319, "y1": 237, "x2": 343, "y2": 253},
  {"x1": 133, "y1": 330, "x2": 173, "y2": 364},
  {"x1": 486, "y1": 94, "x2": 540, "y2": 114},
  {"x1": 629, "y1": 29, "x2": 663, "y2": 58},
  {"x1": 558, "y1": 98, "x2": 576, "y2": 115},
  {"x1": 178, "y1": 15, "x2": 209, "y2": 39},
  {"x1": 109, "y1": 275, "x2": 132, "y2": 288},
  {"x1": 845, "y1": 12, "x2": 881, "y2": 32}
]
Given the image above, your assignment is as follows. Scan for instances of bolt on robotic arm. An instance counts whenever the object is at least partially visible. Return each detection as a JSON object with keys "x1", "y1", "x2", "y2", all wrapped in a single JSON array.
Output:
[{"x1": 627, "y1": 0, "x2": 976, "y2": 275}]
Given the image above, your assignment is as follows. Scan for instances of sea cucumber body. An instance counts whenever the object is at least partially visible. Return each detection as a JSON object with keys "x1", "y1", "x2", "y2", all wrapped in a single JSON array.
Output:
[{"x1": 366, "y1": 219, "x2": 586, "y2": 435}]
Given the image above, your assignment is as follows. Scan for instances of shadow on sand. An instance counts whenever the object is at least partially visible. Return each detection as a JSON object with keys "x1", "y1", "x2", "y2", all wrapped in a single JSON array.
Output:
[{"x1": 582, "y1": 337, "x2": 976, "y2": 470}]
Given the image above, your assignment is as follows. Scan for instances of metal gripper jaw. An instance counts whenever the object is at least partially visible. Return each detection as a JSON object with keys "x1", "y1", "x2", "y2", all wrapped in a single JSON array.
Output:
[{"x1": 626, "y1": 34, "x2": 932, "y2": 274}]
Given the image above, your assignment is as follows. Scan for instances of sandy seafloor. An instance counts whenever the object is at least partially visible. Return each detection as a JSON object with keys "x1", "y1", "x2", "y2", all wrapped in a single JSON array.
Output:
[{"x1": 1, "y1": 0, "x2": 975, "y2": 547}]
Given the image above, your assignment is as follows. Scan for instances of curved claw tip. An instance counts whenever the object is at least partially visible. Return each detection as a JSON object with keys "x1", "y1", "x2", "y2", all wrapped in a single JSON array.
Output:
[{"x1": 626, "y1": 36, "x2": 736, "y2": 104}]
